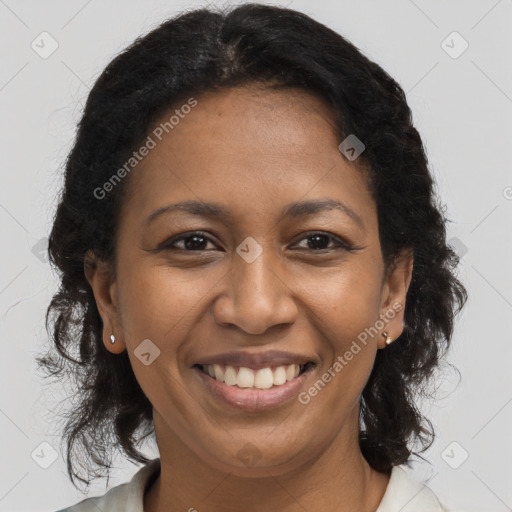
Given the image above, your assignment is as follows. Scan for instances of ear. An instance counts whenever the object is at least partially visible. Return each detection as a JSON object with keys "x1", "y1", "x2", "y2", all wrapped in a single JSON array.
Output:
[
  {"x1": 377, "y1": 248, "x2": 414, "y2": 349},
  {"x1": 84, "y1": 249, "x2": 126, "y2": 354}
]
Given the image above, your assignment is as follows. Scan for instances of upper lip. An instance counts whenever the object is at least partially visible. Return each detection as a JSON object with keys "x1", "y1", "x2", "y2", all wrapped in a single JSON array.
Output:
[{"x1": 194, "y1": 350, "x2": 317, "y2": 369}]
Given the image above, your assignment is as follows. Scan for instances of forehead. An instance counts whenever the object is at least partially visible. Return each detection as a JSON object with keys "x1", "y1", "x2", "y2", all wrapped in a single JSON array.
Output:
[{"x1": 120, "y1": 86, "x2": 375, "y2": 226}]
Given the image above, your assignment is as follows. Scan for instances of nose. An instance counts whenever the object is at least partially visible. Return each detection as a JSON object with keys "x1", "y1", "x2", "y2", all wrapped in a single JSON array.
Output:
[{"x1": 213, "y1": 250, "x2": 298, "y2": 336}]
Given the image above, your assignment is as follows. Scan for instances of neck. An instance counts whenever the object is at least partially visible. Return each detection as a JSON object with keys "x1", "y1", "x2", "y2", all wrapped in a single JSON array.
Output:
[{"x1": 144, "y1": 408, "x2": 390, "y2": 512}]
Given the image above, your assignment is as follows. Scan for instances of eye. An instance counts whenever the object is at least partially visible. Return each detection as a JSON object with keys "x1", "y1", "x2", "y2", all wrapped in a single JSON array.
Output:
[
  {"x1": 292, "y1": 232, "x2": 352, "y2": 252},
  {"x1": 161, "y1": 231, "x2": 219, "y2": 251},
  {"x1": 157, "y1": 231, "x2": 355, "y2": 253}
]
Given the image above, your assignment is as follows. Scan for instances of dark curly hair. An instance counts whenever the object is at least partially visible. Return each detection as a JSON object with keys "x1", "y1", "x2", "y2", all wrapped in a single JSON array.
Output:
[{"x1": 37, "y1": 2, "x2": 468, "y2": 489}]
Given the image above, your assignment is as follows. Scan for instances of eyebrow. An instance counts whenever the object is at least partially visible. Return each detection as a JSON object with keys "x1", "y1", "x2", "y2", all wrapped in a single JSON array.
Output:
[{"x1": 145, "y1": 198, "x2": 365, "y2": 229}]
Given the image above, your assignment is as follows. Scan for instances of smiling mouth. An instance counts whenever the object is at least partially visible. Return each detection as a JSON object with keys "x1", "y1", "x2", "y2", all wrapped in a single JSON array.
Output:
[{"x1": 194, "y1": 362, "x2": 315, "y2": 390}]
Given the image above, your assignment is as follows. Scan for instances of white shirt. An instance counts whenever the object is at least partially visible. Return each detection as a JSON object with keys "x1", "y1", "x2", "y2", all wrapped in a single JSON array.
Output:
[{"x1": 56, "y1": 458, "x2": 448, "y2": 511}]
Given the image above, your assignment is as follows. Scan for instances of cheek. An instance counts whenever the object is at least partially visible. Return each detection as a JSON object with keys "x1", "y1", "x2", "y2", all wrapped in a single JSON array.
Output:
[
  {"x1": 302, "y1": 263, "x2": 383, "y2": 345},
  {"x1": 117, "y1": 264, "x2": 211, "y2": 343},
  {"x1": 116, "y1": 265, "x2": 211, "y2": 408},
  {"x1": 298, "y1": 263, "x2": 382, "y2": 401}
]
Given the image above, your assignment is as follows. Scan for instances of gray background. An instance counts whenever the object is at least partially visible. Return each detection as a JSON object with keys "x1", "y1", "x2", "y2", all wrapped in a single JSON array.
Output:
[{"x1": 0, "y1": 0, "x2": 511, "y2": 511}]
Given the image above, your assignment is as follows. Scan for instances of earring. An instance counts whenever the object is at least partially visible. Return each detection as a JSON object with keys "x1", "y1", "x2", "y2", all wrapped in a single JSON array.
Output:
[
  {"x1": 110, "y1": 333, "x2": 115, "y2": 344},
  {"x1": 382, "y1": 331, "x2": 393, "y2": 345}
]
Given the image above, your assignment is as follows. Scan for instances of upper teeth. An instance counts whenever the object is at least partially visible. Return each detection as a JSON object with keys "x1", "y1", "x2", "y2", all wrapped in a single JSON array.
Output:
[{"x1": 204, "y1": 364, "x2": 301, "y2": 389}]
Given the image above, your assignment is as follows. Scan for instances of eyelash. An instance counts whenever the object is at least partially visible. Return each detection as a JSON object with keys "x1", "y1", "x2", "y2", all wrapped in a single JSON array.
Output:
[{"x1": 160, "y1": 231, "x2": 355, "y2": 253}]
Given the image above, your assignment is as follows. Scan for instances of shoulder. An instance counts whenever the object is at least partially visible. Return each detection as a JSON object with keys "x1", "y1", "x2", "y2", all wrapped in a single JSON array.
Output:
[
  {"x1": 376, "y1": 465, "x2": 449, "y2": 512},
  {"x1": 55, "y1": 458, "x2": 161, "y2": 512}
]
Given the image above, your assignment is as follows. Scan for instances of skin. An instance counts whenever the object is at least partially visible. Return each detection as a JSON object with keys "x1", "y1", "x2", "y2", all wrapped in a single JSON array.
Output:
[{"x1": 85, "y1": 85, "x2": 413, "y2": 512}]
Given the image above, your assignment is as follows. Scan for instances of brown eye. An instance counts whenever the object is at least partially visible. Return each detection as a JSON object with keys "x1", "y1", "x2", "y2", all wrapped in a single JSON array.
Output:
[
  {"x1": 161, "y1": 232, "x2": 219, "y2": 251},
  {"x1": 292, "y1": 232, "x2": 352, "y2": 252}
]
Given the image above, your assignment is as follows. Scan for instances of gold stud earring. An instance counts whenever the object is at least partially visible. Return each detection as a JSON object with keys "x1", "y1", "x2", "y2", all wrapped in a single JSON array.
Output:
[{"x1": 382, "y1": 331, "x2": 393, "y2": 345}]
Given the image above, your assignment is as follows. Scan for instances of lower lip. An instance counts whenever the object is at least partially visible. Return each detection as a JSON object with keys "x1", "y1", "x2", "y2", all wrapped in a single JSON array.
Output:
[{"x1": 193, "y1": 367, "x2": 313, "y2": 412}]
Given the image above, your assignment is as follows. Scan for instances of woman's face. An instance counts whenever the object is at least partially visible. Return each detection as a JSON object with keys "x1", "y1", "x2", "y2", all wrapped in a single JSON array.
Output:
[{"x1": 87, "y1": 85, "x2": 412, "y2": 476}]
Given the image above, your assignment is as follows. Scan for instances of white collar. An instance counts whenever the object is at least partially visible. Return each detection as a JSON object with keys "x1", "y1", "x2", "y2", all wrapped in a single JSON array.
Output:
[{"x1": 67, "y1": 458, "x2": 447, "y2": 512}]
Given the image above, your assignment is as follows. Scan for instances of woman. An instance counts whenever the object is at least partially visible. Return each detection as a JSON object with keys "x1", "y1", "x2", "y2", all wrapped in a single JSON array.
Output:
[{"x1": 39, "y1": 3, "x2": 467, "y2": 511}]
